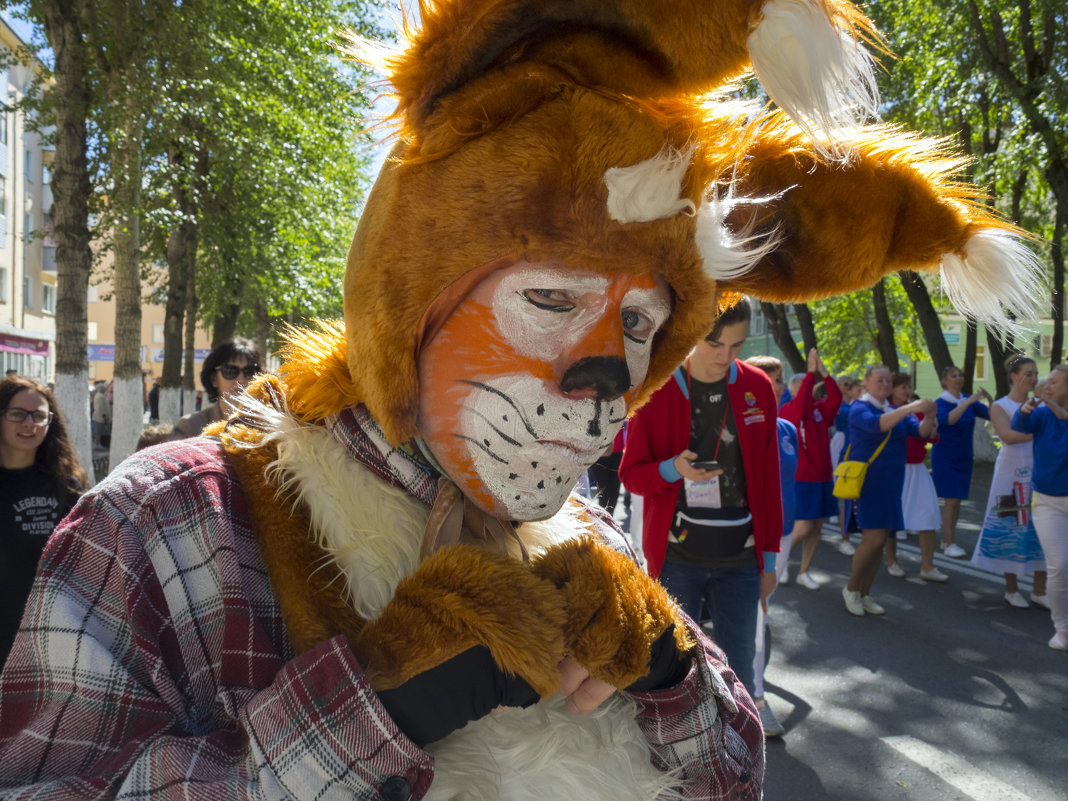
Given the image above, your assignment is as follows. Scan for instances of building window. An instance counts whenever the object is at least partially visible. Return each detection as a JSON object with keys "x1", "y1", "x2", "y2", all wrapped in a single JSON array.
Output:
[
  {"x1": 152, "y1": 323, "x2": 165, "y2": 344},
  {"x1": 42, "y1": 283, "x2": 56, "y2": 314},
  {"x1": 0, "y1": 174, "x2": 6, "y2": 217},
  {"x1": 0, "y1": 113, "x2": 6, "y2": 145},
  {"x1": 87, "y1": 284, "x2": 98, "y2": 303},
  {"x1": 24, "y1": 150, "x2": 32, "y2": 181},
  {"x1": 23, "y1": 276, "x2": 32, "y2": 308},
  {"x1": 24, "y1": 212, "x2": 32, "y2": 243},
  {"x1": 0, "y1": 266, "x2": 7, "y2": 302},
  {"x1": 88, "y1": 321, "x2": 98, "y2": 341},
  {"x1": 974, "y1": 344, "x2": 987, "y2": 382},
  {"x1": 42, "y1": 163, "x2": 51, "y2": 185}
]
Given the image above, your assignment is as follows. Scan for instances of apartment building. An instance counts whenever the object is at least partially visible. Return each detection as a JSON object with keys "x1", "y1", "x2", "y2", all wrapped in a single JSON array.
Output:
[{"x1": 0, "y1": 17, "x2": 54, "y2": 381}]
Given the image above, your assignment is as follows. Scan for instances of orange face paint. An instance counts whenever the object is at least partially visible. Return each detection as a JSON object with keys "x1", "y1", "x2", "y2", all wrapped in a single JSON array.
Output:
[{"x1": 417, "y1": 260, "x2": 671, "y2": 520}]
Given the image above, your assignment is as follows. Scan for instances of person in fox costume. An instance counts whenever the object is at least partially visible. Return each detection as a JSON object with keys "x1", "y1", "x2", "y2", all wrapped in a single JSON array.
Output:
[{"x1": 0, "y1": 1, "x2": 1039, "y2": 799}]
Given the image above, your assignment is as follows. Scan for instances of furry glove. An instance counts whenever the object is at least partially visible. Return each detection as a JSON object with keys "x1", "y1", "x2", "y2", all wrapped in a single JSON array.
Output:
[
  {"x1": 354, "y1": 544, "x2": 568, "y2": 698},
  {"x1": 531, "y1": 537, "x2": 694, "y2": 689}
]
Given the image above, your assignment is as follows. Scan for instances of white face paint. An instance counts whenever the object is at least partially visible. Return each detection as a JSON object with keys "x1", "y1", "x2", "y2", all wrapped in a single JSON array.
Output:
[{"x1": 417, "y1": 261, "x2": 672, "y2": 520}]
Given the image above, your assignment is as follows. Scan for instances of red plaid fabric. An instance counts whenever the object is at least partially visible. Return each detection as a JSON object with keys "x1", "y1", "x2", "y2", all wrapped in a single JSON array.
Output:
[{"x1": 0, "y1": 420, "x2": 762, "y2": 800}]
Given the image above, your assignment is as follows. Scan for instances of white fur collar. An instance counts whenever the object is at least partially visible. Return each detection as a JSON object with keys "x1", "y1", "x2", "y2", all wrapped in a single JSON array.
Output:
[{"x1": 938, "y1": 389, "x2": 964, "y2": 405}]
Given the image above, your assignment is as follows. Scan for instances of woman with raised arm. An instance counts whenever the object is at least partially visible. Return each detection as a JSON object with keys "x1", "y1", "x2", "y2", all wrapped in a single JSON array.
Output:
[
  {"x1": 843, "y1": 366, "x2": 936, "y2": 616},
  {"x1": 932, "y1": 366, "x2": 991, "y2": 558},
  {"x1": 1011, "y1": 365, "x2": 1068, "y2": 651},
  {"x1": 972, "y1": 356, "x2": 1047, "y2": 608}
]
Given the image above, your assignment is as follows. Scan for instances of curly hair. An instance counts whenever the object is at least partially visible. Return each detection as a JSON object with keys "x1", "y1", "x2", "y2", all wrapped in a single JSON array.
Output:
[{"x1": 0, "y1": 376, "x2": 89, "y2": 492}]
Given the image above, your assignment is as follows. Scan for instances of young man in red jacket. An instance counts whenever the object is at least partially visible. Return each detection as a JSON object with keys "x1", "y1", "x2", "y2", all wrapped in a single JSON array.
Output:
[
  {"x1": 620, "y1": 300, "x2": 782, "y2": 696},
  {"x1": 779, "y1": 348, "x2": 842, "y2": 588}
]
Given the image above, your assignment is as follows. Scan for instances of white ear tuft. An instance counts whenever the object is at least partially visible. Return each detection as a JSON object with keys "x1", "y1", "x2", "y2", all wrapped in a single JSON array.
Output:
[
  {"x1": 605, "y1": 145, "x2": 696, "y2": 223},
  {"x1": 940, "y1": 228, "x2": 1044, "y2": 334},
  {"x1": 695, "y1": 183, "x2": 783, "y2": 281},
  {"x1": 748, "y1": 0, "x2": 879, "y2": 161}
]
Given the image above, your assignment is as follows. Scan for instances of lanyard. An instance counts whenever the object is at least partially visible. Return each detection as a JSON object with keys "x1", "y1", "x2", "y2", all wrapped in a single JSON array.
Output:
[{"x1": 686, "y1": 359, "x2": 728, "y2": 461}]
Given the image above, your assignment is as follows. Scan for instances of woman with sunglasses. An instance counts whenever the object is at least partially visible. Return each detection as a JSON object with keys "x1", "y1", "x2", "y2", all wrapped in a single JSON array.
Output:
[
  {"x1": 174, "y1": 342, "x2": 261, "y2": 438},
  {"x1": 0, "y1": 375, "x2": 87, "y2": 663}
]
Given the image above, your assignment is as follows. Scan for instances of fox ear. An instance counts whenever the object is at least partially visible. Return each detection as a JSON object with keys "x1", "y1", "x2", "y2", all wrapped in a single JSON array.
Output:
[{"x1": 713, "y1": 119, "x2": 1042, "y2": 331}]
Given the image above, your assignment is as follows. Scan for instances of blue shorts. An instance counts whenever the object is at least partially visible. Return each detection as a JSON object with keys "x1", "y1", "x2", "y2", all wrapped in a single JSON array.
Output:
[{"x1": 794, "y1": 479, "x2": 837, "y2": 521}]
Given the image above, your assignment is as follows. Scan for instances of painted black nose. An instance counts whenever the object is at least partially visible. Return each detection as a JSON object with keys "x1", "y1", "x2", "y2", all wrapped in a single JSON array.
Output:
[{"x1": 559, "y1": 356, "x2": 631, "y2": 402}]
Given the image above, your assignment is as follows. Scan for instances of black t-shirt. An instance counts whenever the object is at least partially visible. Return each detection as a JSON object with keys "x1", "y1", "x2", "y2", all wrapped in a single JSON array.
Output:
[
  {"x1": 666, "y1": 373, "x2": 755, "y2": 569},
  {"x1": 0, "y1": 465, "x2": 80, "y2": 661}
]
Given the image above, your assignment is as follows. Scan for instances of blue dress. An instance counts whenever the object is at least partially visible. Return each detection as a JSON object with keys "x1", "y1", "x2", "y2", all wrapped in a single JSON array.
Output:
[
  {"x1": 848, "y1": 400, "x2": 919, "y2": 530},
  {"x1": 932, "y1": 395, "x2": 989, "y2": 499}
]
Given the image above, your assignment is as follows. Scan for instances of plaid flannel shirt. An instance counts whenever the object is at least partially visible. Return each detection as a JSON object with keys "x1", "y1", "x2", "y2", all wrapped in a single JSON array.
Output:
[{"x1": 0, "y1": 413, "x2": 762, "y2": 800}]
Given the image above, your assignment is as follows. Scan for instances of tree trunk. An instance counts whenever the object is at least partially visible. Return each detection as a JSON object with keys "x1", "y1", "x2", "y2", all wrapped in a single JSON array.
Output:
[
  {"x1": 985, "y1": 328, "x2": 1014, "y2": 398},
  {"x1": 211, "y1": 304, "x2": 240, "y2": 348},
  {"x1": 254, "y1": 298, "x2": 270, "y2": 367},
  {"x1": 760, "y1": 302, "x2": 805, "y2": 374},
  {"x1": 871, "y1": 279, "x2": 899, "y2": 372},
  {"x1": 182, "y1": 245, "x2": 198, "y2": 416},
  {"x1": 1051, "y1": 204, "x2": 1065, "y2": 370},
  {"x1": 794, "y1": 303, "x2": 817, "y2": 353},
  {"x1": 962, "y1": 319, "x2": 978, "y2": 394},
  {"x1": 898, "y1": 270, "x2": 954, "y2": 381},
  {"x1": 41, "y1": 0, "x2": 96, "y2": 483},
  {"x1": 108, "y1": 101, "x2": 145, "y2": 468}
]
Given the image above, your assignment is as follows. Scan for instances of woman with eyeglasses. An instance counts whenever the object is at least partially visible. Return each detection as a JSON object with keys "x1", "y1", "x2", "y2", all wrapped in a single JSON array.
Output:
[
  {"x1": 174, "y1": 342, "x2": 261, "y2": 438},
  {"x1": 0, "y1": 375, "x2": 87, "y2": 663}
]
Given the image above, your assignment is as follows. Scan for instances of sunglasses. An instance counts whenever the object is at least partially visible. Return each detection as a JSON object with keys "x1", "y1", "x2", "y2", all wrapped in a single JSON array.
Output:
[
  {"x1": 215, "y1": 363, "x2": 259, "y2": 381},
  {"x1": 2, "y1": 408, "x2": 53, "y2": 425}
]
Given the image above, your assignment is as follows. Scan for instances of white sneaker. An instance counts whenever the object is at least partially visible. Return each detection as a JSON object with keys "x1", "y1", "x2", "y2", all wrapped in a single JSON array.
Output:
[
  {"x1": 796, "y1": 572, "x2": 820, "y2": 590},
  {"x1": 861, "y1": 595, "x2": 885, "y2": 615},
  {"x1": 920, "y1": 568, "x2": 949, "y2": 583},
  {"x1": 838, "y1": 540, "x2": 856, "y2": 556},
  {"x1": 1004, "y1": 591, "x2": 1029, "y2": 608},
  {"x1": 1050, "y1": 632, "x2": 1068, "y2": 651},
  {"x1": 1031, "y1": 593, "x2": 1051, "y2": 610},
  {"x1": 887, "y1": 563, "x2": 906, "y2": 578},
  {"x1": 896, "y1": 530, "x2": 907, "y2": 541},
  {"x1": 779, "y1": 570, "x2": 790, "y2": 586},
  {"x1": 842, "y1": 587, "x2": 865, "y2": 616},
  {"x1": 943, "y1": 542, "x2": 967, "y2": 559}
]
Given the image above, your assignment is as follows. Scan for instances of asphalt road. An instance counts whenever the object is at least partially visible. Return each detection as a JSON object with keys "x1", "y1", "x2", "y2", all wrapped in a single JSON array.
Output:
[{"x1": 761, "y1": 461, "x2": 1067, "y2": 801}]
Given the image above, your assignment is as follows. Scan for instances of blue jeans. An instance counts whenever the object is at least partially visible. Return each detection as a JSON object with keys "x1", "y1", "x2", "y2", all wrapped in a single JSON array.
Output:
[{"x1": 658, "y1": 560, "x2": 760, "y2": 695}]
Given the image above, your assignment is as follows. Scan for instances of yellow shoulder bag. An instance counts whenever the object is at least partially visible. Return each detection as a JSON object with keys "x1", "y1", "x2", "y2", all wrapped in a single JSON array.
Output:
[{"x1": 832, "y1": 431, "x2": 892, "y2": 500}]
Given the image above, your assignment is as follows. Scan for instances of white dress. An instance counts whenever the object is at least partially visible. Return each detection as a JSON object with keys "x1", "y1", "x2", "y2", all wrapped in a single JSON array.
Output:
[{"x1": 971, "y1": 396, "x2": 1046, "y2": 575}]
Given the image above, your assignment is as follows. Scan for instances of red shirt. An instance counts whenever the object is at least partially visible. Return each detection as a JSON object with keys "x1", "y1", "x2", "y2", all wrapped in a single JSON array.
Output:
[
  {"x1": 778, "y1": 372, "x2": 842, "y2": 482},
  {"x1": 619, "y1": 361, "x2": 783, "y2": 579}
]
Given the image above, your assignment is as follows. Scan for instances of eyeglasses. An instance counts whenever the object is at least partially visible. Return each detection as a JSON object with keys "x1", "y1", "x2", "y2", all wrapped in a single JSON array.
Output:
[
  {"x1": 215, "y1": 363, "x2": 259, "y2": 381},
  {"x1": 2, "y1": 408, "x2": 53, "y2": 425}
]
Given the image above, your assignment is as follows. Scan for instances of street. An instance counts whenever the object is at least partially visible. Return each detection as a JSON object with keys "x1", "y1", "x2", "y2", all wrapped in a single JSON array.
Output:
[{"x1": 761, "y1": 462, "x2": 1067, "y2": 801}]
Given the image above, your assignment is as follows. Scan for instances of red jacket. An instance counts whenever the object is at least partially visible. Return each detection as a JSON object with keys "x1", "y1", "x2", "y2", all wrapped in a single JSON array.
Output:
[
  {"x1": 619, "y1": 360, "x2": 783, "y2": 579},
  {"x1": 778, "y1": 372, "x2": 842, "y2": 482}
]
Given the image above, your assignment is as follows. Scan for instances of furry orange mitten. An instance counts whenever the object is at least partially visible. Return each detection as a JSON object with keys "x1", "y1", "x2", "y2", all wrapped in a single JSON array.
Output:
[
  {"x1": 531, "y1": 537, "x2": 695, "y2": 689},
  {"x1": 353, "y1": 544, "x2": 568, "y2": 698}
]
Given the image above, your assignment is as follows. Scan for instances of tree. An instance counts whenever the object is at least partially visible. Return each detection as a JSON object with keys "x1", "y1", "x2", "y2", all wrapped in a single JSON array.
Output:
[
  {"x1": 809, "y1": 275, "x2": 927, "y2": 377},
  {"x1": 871, "y1": 278, "x2": 900, "y2": 372},
  {"x1": 760, "y1": 302, "x2": 805, "y2": 374},
  {"x1": 3, "y1": 0, "x2": 97, "y2": 481}
]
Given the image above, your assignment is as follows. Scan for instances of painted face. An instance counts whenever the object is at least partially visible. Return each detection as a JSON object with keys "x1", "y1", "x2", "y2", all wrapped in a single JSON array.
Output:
[
  {"x1": 417, "y1": 261, "x2": 672, "y2": 520},
  {"x1": 865, "y1": 367, "x2": 892, "y2": 401},
  {"x1": 1, "y1": 389, "x2": 50, "y2": 459},
  {"x1": 890, "y1": 381, "x2": 911, "y2": 407}
]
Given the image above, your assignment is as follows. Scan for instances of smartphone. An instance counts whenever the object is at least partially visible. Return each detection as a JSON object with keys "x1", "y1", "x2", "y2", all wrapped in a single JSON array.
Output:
[{"x1": 691, "y1": 460, "x2": 721, "y2": 471}]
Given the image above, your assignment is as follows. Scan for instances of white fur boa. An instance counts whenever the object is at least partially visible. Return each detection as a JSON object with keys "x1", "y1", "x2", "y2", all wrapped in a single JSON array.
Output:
[{"x1": 242, "y1": 401, "x2": 680, "y2": 800}]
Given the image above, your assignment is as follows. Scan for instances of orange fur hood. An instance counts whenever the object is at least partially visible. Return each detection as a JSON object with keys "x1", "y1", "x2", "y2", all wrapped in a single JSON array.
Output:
[{"x1": 299, "y1": 0, "x2": 1043, "y2": 444}]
